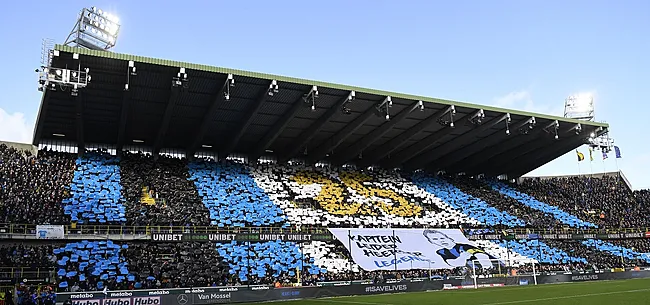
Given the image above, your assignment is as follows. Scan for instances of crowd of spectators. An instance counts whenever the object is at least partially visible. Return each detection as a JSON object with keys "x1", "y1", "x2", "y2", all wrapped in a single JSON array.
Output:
[
  {"x1": 4, "y1": 143, "x2": 650, "y2": 295},
  {"x1": 123, "y1": 242, "x2": 229, "y2": 288},
  {"x1": 0, "y1": 145, "x2": 75, "y2": 225},
  {"x1": 120, "y1": 152, "x2": 211, "y2": 226},
  {"x1": 516, "y1": 175, "x2": 650, "y2": 228},
  {"x1": 447, "y1": 176, "x2": 563, "y2": 229},
  {"x1": 542, "y1": 240, "x2": 629, "y2": 269}
]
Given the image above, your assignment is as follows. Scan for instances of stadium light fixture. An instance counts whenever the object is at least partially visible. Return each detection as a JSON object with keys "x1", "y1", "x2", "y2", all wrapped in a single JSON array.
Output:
[
  {"x1": 574, "y1": 123, "x2": 582, "y2": 135},
  {"x1": 223, "y1": 74, "x2": 234, "y2": 100},
  {"x1": 201, "y1": 144, "x2": 212, "y2": 148},
  {"x1": 53, "y1": 133, "x2": 65, "y2": 137},
  {"x1": 469, "y1": 109, "x2": 485, "y2": 125},
  {"x1": 564, "y1": 93, "x2": 595, "y2": 121},
  {"x1": 173, "y1": 68, "x2": 189, "y2": 89},
  {"x1": 267, "y1": 80, "x2": 279, "y2": 96},
  {"x1": 132, "y1": 139, "x2": 144, "y2": 143},
  {"x1": 438, "y1": 105, "x2": 456, "y2": 127},
  {"x1": 341, "y1": 91, "x2": 355, "y2": 115},
  {"x1": 417, "y1": 100, "x2": 424, "y2": 112},
  {"x1": 375, "y1": 96, "x2": 392, "y2": 121},
  {"x1": 64, "y1": 6, "x2": 121, "y2": 51},
  {"x1": 303, "y1": 86, "x2": 319, "y2": 112}
]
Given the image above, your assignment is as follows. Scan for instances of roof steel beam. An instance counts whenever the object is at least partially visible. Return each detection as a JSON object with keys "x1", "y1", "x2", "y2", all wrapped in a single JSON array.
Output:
[
  {"x1": 406, "y1": 113, "x2": 509, "y2": 170},
  {"x1": 454, "y1": 128, "x2": 545, "y2": 173},
  {"x1": 249, "y1": 86, "x2": 315, "y2": 162},
  {"x1": 307, "y1": 97, "x2": 386, "y2": 163},
  {"x1": 153, "y1": 85, "x2": 181, "y2": 155},
  {"x1": 115, "y1": 89, "x2": 131, "y2": 155},
  {"x1": 32, "y1": 93, "x2": 50, "y2": 145},
  {"x1": 280, "y1": 91, "x2": 355, "y2": 163},
  {"x1": 383, "y1": 110, "x2": 474, "y2": 168},
  {"x1": 333, "y1": 100, "x2": 422, "y2": 165},
  {"x1": 507, "y1": 137, "x2": 586, "y2": 178},
  {"x1": 75, "y1": 93, "x2": 85, "y2": 155},
  {"x1": 480, "y1": 126, "x2": 575, "y2": 175},
  {"x1": 187, "y1": 75, "x2": 233, "y2": 159},
  {"x1": 359, "y1": 106, "x2": 454, "y2": 167},
  {"x1": 433, "y1": 117, "x2": 535, "y2": 172}
]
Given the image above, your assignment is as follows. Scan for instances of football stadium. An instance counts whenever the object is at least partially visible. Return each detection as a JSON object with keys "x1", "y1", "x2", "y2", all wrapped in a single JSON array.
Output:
[{"x1": 1, "y1": 4, "x2": 649, "y2": 305}]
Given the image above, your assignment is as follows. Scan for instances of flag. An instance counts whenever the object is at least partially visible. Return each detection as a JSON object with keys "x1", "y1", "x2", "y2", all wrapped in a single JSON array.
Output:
[
  {"x1": 589, "y1": 147, "x2": 594, "y2": 161},
  {"x1": 576, "y1": 150, "x2": 585, "y2": 162},
  {"x1": 103, "y1": 287, "x2": 108, "y2": 295},
  {"x1": 614, "y1": 146, "x2": 622, "y2": 159},
  {"x1": 602, "y1": 150, "x2": 608, "y2": 160}
]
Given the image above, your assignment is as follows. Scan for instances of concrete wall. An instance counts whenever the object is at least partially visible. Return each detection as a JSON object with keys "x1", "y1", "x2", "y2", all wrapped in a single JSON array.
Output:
[{"x1": 0, "y1": 140, "x2": 38, "y2": 156}]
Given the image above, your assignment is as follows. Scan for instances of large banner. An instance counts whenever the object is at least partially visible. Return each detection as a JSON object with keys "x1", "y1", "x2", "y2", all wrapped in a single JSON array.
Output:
[
  {"x1": 329, "y1": 228, "x2": 498, "y2": 271},
  {"x1": 36, "y1": 225, "x2": 65, "y2": 239}
]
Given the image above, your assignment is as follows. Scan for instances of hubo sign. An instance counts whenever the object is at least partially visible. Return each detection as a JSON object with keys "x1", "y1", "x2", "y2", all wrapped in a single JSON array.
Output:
[{"x1": 328, "y1": 228, "x2": 501, "y2": 271}]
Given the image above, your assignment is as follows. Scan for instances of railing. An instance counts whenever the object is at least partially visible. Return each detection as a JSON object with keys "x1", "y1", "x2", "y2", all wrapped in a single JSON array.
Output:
[
  {"x1": 0, "y1": 223, "x2": 648, "y2": 237},
  {"x1": 0, "y1": 267, "x2": 55, "y2": 281}
]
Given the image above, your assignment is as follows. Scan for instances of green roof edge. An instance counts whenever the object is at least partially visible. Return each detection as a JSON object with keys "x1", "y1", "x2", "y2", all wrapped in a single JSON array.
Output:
[{"x1": 55, "y1": 44, "x2": 609, "y2": 129}]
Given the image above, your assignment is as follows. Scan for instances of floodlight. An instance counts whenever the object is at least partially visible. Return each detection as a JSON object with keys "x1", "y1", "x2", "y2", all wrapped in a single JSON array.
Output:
[
  {"x1": 64, "y1": 6, "x2": 121, "y2": 51},
  {"x1": 564, "y1": 93, "x2": 595, "y2": 121}
]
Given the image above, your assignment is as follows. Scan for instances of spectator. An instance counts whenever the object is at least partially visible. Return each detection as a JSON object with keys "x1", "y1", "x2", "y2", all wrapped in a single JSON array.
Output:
[
  {"x1": 0, "y1": 145, "x2": 75, "y2": 225},
  {"x1": 120, "y1": 152, "x2": 211, "y2": 226},
  {"x1": 515, "y1": 175, "x2": 650, "y2": 228}
]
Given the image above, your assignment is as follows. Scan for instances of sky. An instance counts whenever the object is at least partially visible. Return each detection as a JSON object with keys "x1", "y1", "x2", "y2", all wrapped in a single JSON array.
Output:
[{"x1": 0, "y1": 0, "x2": 648, "y2": 189}]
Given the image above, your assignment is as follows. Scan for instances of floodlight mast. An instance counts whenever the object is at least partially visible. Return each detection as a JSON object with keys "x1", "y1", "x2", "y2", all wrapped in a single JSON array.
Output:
[
  {"x1": 64, "y1": 6, "x2": 120, "y2": 51},
  {"x1": 564, "y1": 94, "x2": 595, "y2": 121}
]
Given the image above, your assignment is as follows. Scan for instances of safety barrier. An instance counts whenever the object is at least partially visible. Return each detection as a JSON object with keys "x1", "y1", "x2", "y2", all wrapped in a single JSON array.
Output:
[
  {"x1": 56, "y1": 270, "x2": 650, "y2": 304},
  {"x1": 1, "y1": 223, "x2": 649, "y2": 237}
]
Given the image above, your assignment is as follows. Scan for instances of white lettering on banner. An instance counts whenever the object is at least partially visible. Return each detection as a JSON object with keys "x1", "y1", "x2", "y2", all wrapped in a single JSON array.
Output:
[
  {"x1": 152, "y1": 234, "x2": 183, "y2": 241},
  {"x1": 218, "y1": 287, "x2": 238, "y2": 292},
  {"x1": 328, "y1": 228, "x2": 501, "y2": 271},
  {"x1": 103, "y1": 298, "x2": 130, "y2": 305},
  {"x1": 209, "y1": 234, "x2": 236, "y2": 241},
  {"x1": 184, "y1": 289, "x2": 204, "y2": 294},
  {"x1": 72, "y1": 300, "x2": 100, "y2": 305},
  {"x1": 70, "y1": 294, "x2": 95, "y2": 299},
  {"x1": 132, "y1": 297, "x2": 160, "y2": 305},
  {"x1": 365, "y1": 285, "x2": 407, "y2": 293},
  {"x1": 250, "y1": 286, "x2": 270, "y2": 290},
  {"x1": 109, "y1": 292, "x2": 132, "y2": 297},
  {"x1": 571, "y1": 274, "x2": 599, "y2": 281},
  {"x1": 147, "y1": 290, "x2": 169, "y2": 295},
  {"x1": 196, "y1": 293, "x2": 231, "y2": 300}
]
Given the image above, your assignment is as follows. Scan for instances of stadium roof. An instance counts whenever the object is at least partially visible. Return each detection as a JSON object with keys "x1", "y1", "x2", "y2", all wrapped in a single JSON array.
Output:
[{"x1": 34, "y1": 45, "x2": 609, "y2": 177}]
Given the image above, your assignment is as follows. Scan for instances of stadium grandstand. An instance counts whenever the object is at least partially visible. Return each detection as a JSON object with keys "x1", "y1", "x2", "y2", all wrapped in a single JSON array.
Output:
[{"x1": 1, "y1": 8, "x2": 650, "y2": 305}]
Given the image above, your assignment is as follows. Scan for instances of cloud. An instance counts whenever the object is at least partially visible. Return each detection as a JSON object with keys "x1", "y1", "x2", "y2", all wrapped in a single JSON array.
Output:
[
  {"x1": 0, "y1": 107, "x2": 34, "y2": 144},
  {"x1": 491, "y1": 90, "x2": 564, "y2": 116}
]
